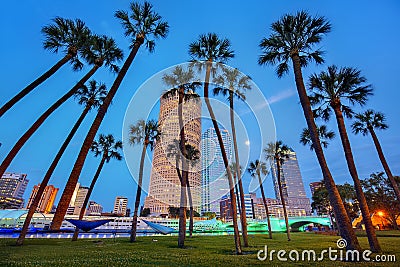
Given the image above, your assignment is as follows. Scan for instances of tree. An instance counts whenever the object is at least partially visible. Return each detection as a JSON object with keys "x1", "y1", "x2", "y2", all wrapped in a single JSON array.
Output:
[
  {"x1": 168, "y1": 207, "x2": 180, "y2": 218},
  {"x1": 265, "y1": 141, "x2": 291, "y2": 241},
  {"x1": 50, "y1": 1, "x2": 168, "y2": 230},
  {"x1": 0, "y1": 17, "x2": 90, "y2": 117},
  {"x1": 140, "y1": 208, "x2": 150, "y2": 217},
  {"x1": 258, "y1": 11, "x2": 360, "y2": 251},
  {"x1": 362, "y1": 172, "x2": 400, "y2": 230},
  {"x1": 213, "y1": 67, "x2": 251, "y2": 246},
  {"x1": 129, "y1": 119, "x2": 160, "y2": 242},
  {"x1": 226, "y1": 162, "x2": 242, "y2": 216},
  {"x1": 0, "y1": 34, "x2": 123, "y2": 179},
  {"x1": 300, "y1": 125, "x2": 335, "y2": 150},
  {"x1": 72, "y1": 134, "x2": 123, "y2": 241},
  {"x1": 308, "y1": 65, "x2": 380, "y2": 252},
  {"x1": 247, "y1": 160, "x2": 272, "y2": 239},
  {"x1": 16, "y1": 80, "x2": 107, "y2": 246},
  {"x1": 189, "y1": 33, "x2": 242, "y2": 254},
  {"x1": 352, "y1": 110, "x2": 400, "y2": 201},
  {"x1": 163, "y1": 66, "x2": 200, "y2": 245}
]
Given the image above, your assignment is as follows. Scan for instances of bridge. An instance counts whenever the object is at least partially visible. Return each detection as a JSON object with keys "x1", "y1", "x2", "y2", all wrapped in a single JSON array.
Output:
[{"x1": 247, "y1": 216, "x2": 331, "y2": 232}]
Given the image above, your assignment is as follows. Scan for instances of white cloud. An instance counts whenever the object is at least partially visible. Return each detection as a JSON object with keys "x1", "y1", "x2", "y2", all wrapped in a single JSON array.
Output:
[{"x1": 267, "y1": 88, "x2": 296, "y2": 104}]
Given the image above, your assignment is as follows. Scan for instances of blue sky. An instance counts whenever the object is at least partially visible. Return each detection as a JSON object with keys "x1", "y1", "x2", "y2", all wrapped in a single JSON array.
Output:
[{"x1": 1, "y1": 1, "x2": 399, "y2": 211}]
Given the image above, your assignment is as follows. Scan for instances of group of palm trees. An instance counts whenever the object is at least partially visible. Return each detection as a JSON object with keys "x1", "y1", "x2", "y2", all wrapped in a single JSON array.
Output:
[{"x1": 0, "y1": 1, "x2": 396, "y2": 256}]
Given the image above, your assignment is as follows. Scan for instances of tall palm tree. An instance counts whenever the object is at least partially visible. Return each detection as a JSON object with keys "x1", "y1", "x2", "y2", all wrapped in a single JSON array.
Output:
[
  {"x1": 162, "y1": 66, "x2": 200, "y2": 246},
  {"x1": 0, "y1": 17, "x2": 90, "y2": 117},
  {"x1": 300, "y1": 125, "x2": 335, "y2": 150},
  {"x1": 0, "y1": 34, "x2": 123, "y2": 179},
  {"x1": 189, "y1": 33, "x2": 242, "y2": 254},
  {"x1": 129, "y1": 120, "x2": 160, "y2": 242},
  {"x1": 308, "y1": 65, "x2": 380, "y2": 252},
  {"x1": 352, "y1": 110, "x2": 400, "y2": 201},
  {"x1": 213, "y1": 67, "x2": 251, "y2": 246},
  {"x1": 16, "y1": 80, "x2": 107, "y2": 246},
  {"x1": 265, "y1": 141, "x2": 291, "y2": 241},
  {"x1": 258, "y1": 11, "x2": 360, "y2": 251},
  {"x1": 247, "y1": 160, "x2": 272, "y2": 239},
  {"x1": 72, "y1": 134, "x2": 123, "y2": 241},
  {"x1": 50, "y1": 1, "x2": 169, "y2": 230}
]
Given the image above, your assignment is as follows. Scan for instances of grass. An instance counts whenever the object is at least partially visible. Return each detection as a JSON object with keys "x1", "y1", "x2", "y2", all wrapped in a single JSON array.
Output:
[{"x1": 0, "y1": 232, "x2": 399, "y2": 266}]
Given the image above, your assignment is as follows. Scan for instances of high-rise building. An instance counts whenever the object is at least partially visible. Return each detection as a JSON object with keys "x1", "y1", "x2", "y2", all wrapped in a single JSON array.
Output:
[
  {"x1": 87, "y1": 201, "x2": 103, "y2": 215},
  {"x1": 219, "y1": 193, "x2": 254, "y2": 221},
  {"x1": 26, "y1": 184, "x2": 58, "y2": 213},
  {"x1": 271, "y1": 149, "x2": 311, "y2": 215},
  {"x1": 66, "y1": 183, "x2": 89, "y2": 215},
  {"x1": 309, "y1": 181, "x2": 323, "y2": 197},
  {"x1": 113, "y1": 196, "x2": 128, "y2": 215},
  {"x1": 144, "y1": 91, "x2": 201, "y2": 214},
  {"x1": 201, "y1": 127, "x2": 233, "y2": 215},
  {"x1": 0, "y1": 172, "x2": 29, "y2": 208}
]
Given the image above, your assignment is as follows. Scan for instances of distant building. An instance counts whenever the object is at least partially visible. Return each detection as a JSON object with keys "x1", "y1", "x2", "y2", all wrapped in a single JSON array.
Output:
[
  {"x1": 270, "y1": 150, "x2": 311, "y2": 215},
  {"x1": 0, "y1": 172, "x2": 29, "y2": 208},
  {"x1": 113, "y1": 196, "x2": 128, "y2": 215},
  {"x1": 87, "y1": 201, "x2": 103, "y2": 215},
  {"x1": 66, "y1": 183, "x2": 89, "y2": 215},
  {"x1": 252, "y1": 198, "x2": 307, "y2": 219},
  {"x1": 26, "y1": 184, "x2": 58, "y2": 213},
  {"x1": 309, "y1": 181, "x2": 323, "y2": 197},
  {"x1": 219, "y1": 193, "x2": 254, "y2": 221}
]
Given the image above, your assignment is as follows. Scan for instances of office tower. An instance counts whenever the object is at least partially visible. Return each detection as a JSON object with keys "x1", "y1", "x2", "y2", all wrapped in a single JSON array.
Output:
[
  {"x1": 66, "y1": 183, "x2": 89, "y2": 215},
  {"x1": 113, "y1": 196, "x2": 128, "y2": 215},
  {"x1": 144, "y1": 91, "x2": 201, "y2": 214},
  {"x1": 201, "y1": 127, "x2": 233, "y2": 215},
  {"x1": 0, "y1": 172, "x2": 29, "y2": 208},
  {"x1": 26, "y1": 184, "x2": 59, "y2": 213},
  {"x1": 309, "y1": 181, "x2": 324, "y2": 197},
  {"x1": 87, "y1": 201, "x2": 103, "y2": 215},
  {"x1": 271, "y1": 149, "x2": 311, "y2": 215}
]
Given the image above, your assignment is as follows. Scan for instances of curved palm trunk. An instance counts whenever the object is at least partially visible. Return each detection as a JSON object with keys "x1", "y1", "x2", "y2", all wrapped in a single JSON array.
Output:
[
  {"x1": 0, "y1": 53, "x2": 73, "y2": 117},
  {"x1": 130, "y1": 142, "x2": 148, "y2": 242},
  {"x1": 229, "y1": 92, "x2": 249, "y2": 247},
  {"x1": 186, "y1": 174, "x2": 194, "y2": 237},
  {"x1": 16, "y1": 105, "x2": 90, "y2": 246},
  {"x1": 257, "y1": 173, "x2": 272, "y2": 239},
  {"x1": 204, "y1": 62, "x2": 242, "y2": 255},
  {"x1": 72, "y1": 155, "x2": 106, "y2": 241},
  {"x1": 368, "y1": 127, "x2": 400, "y2": 201},
  {"x1": 332, "y1": 105, "x2": 381, "y2": 253},
  {"x1": 0, "y1": 65, "x2": 100, "y2": 178},
  {"x1": 276, "y1": 160, "x2": 291, "y2": 241},
  {"x1": 50, "y1": 37, "x2": 144, "y2": 230},
  {"x1": 291, "y1": 54, "x2": 360, "y2": 251}
]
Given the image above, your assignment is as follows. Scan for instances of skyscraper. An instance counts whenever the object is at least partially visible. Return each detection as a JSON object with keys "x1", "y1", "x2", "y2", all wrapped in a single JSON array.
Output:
[
  {"x1": 201, "y1": 127, "x2": 233, "y2": 215},
  {"x1": 66, "y1": 183, "x2": 89, "y2": 215},
  {"x1": 26, "y1": 184, "x2": 58, "y2": 213},
  {"x1": 113, "y1": 196, "x2": 128, "y2": 215},
  {"x1": 0, "y1": 172, "x2": 29, "y2": 208},
  {"x1": 271, "y1": 149, "x2": 311, "y2": 215},
  {"x1": 144, "y1": 91, "x2": 201, "y2": 214}
]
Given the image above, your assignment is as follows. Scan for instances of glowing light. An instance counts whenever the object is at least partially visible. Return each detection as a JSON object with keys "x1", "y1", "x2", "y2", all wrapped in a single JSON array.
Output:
[
  {"x1": 245, "y1": 140, "x2": 250, "y2": 146},
  {"x1": 377, "y1": 211, "x2": 384, "y2": 217}
]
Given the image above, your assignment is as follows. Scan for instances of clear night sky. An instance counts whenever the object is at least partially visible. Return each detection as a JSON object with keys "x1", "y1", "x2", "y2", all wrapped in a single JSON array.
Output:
[{"x1": 1, "y1": 0, "x2": 399, "y2": 211}]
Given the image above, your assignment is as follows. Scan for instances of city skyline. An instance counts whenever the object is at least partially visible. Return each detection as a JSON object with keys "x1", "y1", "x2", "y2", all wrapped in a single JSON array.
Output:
[{"x1": 0, "y1": 1, "x2": 399, "y2": 212}]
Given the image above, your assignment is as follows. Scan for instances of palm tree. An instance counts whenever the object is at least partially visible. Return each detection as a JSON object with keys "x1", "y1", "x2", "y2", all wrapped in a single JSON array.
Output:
[
  {"x1": 189, "y1": 33, "x2": 242, "y2": 254},
  {"x1": 162, "y1": 66, "x2": 200, "y2": 246},
  {"x1": 352, "y1": 110, "x2": 400, "y2": 201},
  {"x1": 0, "y1": 34, "x2": 123, "y2": 179},
  {"x1": 50, "y1": 1, "x2": 169, "y2": 230},
  {"x1": 129, "y1": 120, "x2": 160, "y2": 242},
  {"x1": 72, "y1": 134, "x2": 123, "y2": 241},
  {"x1": 0, "y1": 17, "x2": 90, "y2": 117},
  {"x1": 258, "y1": 11, "x2": 360, "y2": 251},
  {"x1": 308, "y1": 65, "x2": 380, "y2": 252},
  {"x1": 16, "y1": 80, "x2": 107, "y2": 246},
  {"x1": 300, "y1": 125, "x2": 335, "y2": 150},
  {"x1": 213, "y1": 67, "x2": 251, "y2": 246},
  {"x1": 265, "y1": 141, "x2": 291, "y2": 241},
  {"x1": 247, "y1": 160, "x2": 272, "y2": 239}
]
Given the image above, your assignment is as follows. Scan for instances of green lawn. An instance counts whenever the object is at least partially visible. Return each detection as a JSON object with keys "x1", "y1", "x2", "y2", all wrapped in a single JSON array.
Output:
[{"x1": 0, "y1": 232, "x2": 399, "y2": 266}]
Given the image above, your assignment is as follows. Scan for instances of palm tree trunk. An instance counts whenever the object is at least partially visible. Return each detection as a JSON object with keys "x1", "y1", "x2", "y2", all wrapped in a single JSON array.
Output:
[
  {"x1": 233, "y1": 173, "x2": 242, "y2": 215},
  {"x1": 332, "y1": 105, "x2": 381, "y2": 253},
  {"x1": 186, "y1": 177, "x2": 194, "y2": 237},
  {"x1": 369, "y1": 127, "x2": 400, "y2": 201},
  {"x1": 204, "y1": 61, "x2": 242, "y2": 255},
  {"x1": 50, "y1": 37, "x2": 144, "y2": 231},
  {"x1": 130, "y1": 142, "x2": 148, "y2": 242},
  {"x1": 16, "y1": 105, "x2": 90, "y2": 246},
  {"x1": 229, "y1": 92, "x2": 249, "y2": 247},
  {"x1": 276, "y1": 160, "x2": 291, "y2": 241},
  {"x1": 72, "y1": 155, "x2": 106, "y2": 241},
  {"x1": 291, "y1": 54, "x2": 361, "y2": 251},
  {"x1": 0, "y1": 64, "x2": 100, "y2": 178},
  {"x1": 258, "y1": 173, "x2": 272, "y2": 239},
  {"x1": 0, "y1": 54, "x2": 73, "y2": 117}
]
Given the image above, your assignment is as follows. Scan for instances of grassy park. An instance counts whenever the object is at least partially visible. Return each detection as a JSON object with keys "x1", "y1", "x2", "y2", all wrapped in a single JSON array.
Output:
[{"x1": 1, "y1": 232, "x2": 399, "y2": 266}]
